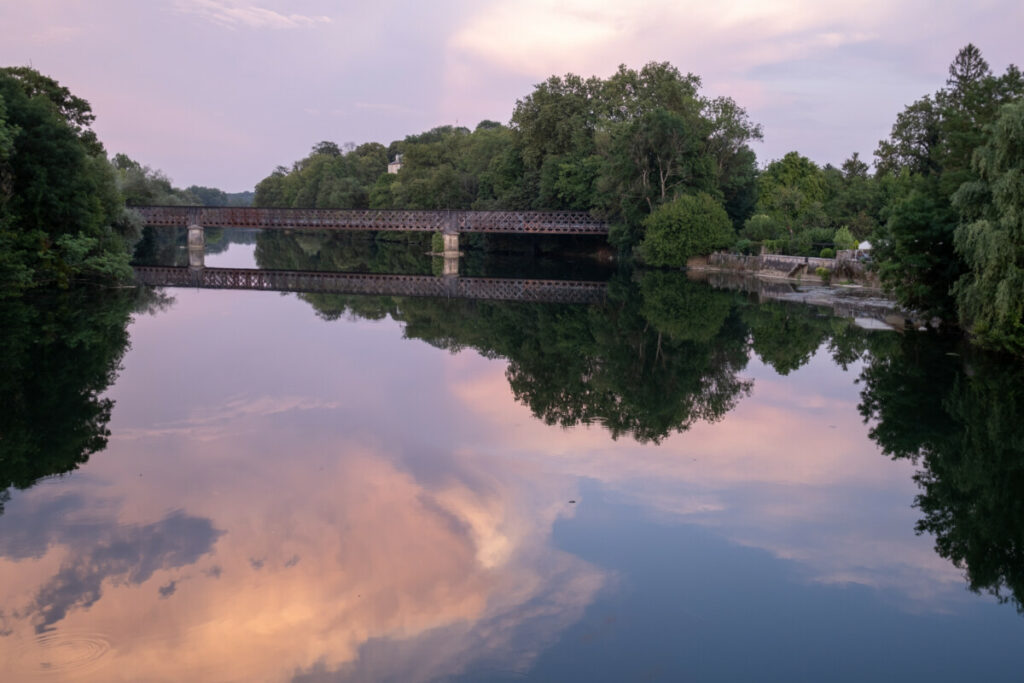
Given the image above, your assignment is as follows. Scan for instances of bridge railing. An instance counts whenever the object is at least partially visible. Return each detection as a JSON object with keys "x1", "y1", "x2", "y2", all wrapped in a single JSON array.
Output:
[{"x1": 133, "y1": 206, "x2": 608, "y2": 234}]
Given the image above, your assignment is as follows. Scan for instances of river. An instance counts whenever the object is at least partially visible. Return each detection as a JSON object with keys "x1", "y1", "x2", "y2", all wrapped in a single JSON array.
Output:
[{"x1": 1, "y1": 229, "x2": 1023, "y2": 681}]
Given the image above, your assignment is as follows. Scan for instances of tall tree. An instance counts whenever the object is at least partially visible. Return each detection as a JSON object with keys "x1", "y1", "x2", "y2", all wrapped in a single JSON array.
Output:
[
  {"x1": 873, "y1": 45, "x2": 1023, "y2": 318},
  {"x1": 952, "y1": 100, "x2": 1024, "y2": 353},
  {"x1": 0, "y1": 68, "x2": 132, "y2": 293}
]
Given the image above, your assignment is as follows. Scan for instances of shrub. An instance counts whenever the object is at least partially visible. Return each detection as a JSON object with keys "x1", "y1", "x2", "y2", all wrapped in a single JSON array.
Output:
[
  {"x1": 833, "y1": 226, "x2": 858, "y2": 251},
  {"x1": 815, "y1": 266, "x2": 832, "y2": 284},
  {"x1": 819, "y1": 248, "x2": 835, "y2": 259},
  {"x1": 741, "y1": 214, "x2": 782, "y2": 241},
  {"x1": 733, "y1": 238, "x2": 757, "y2": 255},
  {"x1": 637, "y1": 193, "x2": 735, "y2": 268}
]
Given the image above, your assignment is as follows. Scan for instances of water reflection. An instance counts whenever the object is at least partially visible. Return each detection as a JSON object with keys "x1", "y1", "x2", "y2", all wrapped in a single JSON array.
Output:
[
  {"x1": 4, "y1": 245, "x2": 1024, "y2": 680},
  {"x1": 859, "y1": 331, "x2": 1024, "y2": 611},
  {"x1": 0, "y1": 288, "x2": 164, "y2": 506}
]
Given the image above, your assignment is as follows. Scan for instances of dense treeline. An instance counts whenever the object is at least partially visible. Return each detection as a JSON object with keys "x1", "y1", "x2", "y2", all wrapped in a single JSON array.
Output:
[
  {"x1": 255, "y1": 47, "x2": 1024, "y2": 354},
  {"x1": 872, "y1": 45, "x2": 1023, "y2": 347},
  {"x1": 741, "y1": 45, "x2": 1023, "y2": 353},
  {"x1": 255, "y1": 63, "x2": 763, "y2": 262}
]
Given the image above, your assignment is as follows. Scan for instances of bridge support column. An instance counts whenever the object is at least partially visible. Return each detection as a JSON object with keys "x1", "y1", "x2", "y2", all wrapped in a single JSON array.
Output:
[
  {"x1": 441, "y1": 212, "x2": 460, "y2": 278},
  {"x1": 187, "y1": 224, "x2": 205, "y2": 248},
  {"x1": 442, "y1": 254, "x2": 459, "y2": 277},
  {"x1": 188, "y1": 246, "x2": 205, "y2": 270}
]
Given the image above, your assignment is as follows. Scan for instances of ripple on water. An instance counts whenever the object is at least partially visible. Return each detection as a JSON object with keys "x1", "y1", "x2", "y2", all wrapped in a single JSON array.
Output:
[{"x1": 9, "y1": 630, "x2": 112, "y2": 679}]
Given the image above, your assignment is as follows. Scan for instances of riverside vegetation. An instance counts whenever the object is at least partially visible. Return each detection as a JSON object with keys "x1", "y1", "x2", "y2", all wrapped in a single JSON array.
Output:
[{"x1": 1, "y1": 46, "x2": 1023, "y2": 353}]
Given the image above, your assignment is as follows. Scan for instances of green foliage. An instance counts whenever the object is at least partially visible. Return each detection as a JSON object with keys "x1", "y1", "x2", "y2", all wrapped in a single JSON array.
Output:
[
  {"x1": 182, "y1": 185, "x2": 253, "y2": 207},
  {"x1": 815, "y1": 266, "x2": 832, "y2": 283},
  {"x1": 734, "y1": 238, "x2": 756, "y2": 255},
  {"x1": 0, "y1": 67, "x2": 132, "y2": 293},
  {"x1": 255, "y1": 141, "x2": 388, "y2": 209},
  {"x1": 741, "y1": 213, "x2": 782, "y2": 241},
  {"x1": 873, "y1": 45, "x2": 1024, "y2": 319},
  {"x1": 756, "y1": 151, "x2": 825, "y2": 223},
  {"x1": 819, "y1": 248, "x2": 836, "y2": 259},
  {"x1": 875, "y1": 174, "x2": 961, "y2": 318},
  {"x1": 952, "y1": 100, "x2": 1024, "y2": 353},
  {"x1": 636, "y1": 192, "x2": 734, "y2": 267},
  {"x1": 832, "y1": 226, "x2": 858, "y2": 250}
]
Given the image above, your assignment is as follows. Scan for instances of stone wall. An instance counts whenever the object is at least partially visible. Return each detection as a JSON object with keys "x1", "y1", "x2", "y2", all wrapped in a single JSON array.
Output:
[{"x1": 694, "y1": 251, "x2": 876, "y2": 285}]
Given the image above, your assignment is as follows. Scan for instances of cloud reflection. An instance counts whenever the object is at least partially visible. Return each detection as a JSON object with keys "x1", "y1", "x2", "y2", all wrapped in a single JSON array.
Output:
[{"x1": 0, "y1": 436, "x2": 606, "y2": 681}]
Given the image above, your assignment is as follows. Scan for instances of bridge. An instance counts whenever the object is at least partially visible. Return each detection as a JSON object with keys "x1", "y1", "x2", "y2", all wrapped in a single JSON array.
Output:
[
  {"x1": 134, "y1": 266, "x2": 608, "y2": 305},
  {"x1": 134, "y1": 206, "x2": 608, "y2": 260}
]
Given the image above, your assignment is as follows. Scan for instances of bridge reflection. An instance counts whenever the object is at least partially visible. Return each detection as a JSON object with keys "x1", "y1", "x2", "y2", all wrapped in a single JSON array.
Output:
[{"x1": 133, "y1": 267, "x2": 608, "y2": 305}]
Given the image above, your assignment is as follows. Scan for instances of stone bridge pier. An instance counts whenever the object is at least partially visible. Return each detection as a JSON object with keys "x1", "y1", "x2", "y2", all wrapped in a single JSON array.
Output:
[{"x1": 442, "y1": 212, "x2": 460, "y2": 275}]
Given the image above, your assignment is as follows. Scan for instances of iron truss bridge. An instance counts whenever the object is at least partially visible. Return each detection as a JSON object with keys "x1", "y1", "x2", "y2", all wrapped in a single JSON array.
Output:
[{"x1": 134, "y1": 206, "x2": 608, "y2": 235}]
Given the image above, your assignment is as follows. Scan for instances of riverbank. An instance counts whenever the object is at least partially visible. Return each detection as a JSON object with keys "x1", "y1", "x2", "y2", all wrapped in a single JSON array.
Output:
[
  {"x1": 685, "y1": 269, "x2": 922, "y2": 331},
  {"x1": 687, "y1": 251, "x2": 878, "y2": 287}
]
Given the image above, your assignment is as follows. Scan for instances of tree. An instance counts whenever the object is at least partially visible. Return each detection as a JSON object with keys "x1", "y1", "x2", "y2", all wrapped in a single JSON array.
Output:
[
  {"x1": 873, "y1": 45, "x2": 1023, "y2": 319},
  {"x1": 755, "y1": 152, "x2": 825, "y2": 228},
  {"x1": 833, "y1": 226, "x2": 858, "y2": 251},
  {"x1": 0, "y1": 68, "x2": 132, "y2": 293},
  {"x1": 636, "y1": 192, "x2": 734, "y2": 267},
  {"x1": 952, "y1": 100, "x2": 1024, "y2": 354}
]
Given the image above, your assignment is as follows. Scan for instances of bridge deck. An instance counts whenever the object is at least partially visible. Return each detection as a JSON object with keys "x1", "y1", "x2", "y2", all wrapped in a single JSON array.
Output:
[
  {"x1": 135, "y1": 206, "x2": 608, "y2": 235},
  {"x1": 134, "y1": 267, "x2": 608, "y2": 305}
]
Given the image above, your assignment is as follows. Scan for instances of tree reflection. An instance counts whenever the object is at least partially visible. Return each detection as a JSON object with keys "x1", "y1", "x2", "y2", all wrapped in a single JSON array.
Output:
[
  {"x1": 0, "y1": 288, "x2": 152, "y2": 510},
  {"x1": 253, "y1": 235, "x2": 885, "y2": 443},
  {"x1": 254, "y1": 230, "x2": 433, "y2": 275},
  {"x1": 860, "y1": 333, "x2": 1024, "y2": 610}
]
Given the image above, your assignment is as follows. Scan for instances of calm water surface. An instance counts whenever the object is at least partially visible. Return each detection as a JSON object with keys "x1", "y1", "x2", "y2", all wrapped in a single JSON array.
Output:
[{"x1": 2, "y1": 234, "x2": 1024, "y2": 681}]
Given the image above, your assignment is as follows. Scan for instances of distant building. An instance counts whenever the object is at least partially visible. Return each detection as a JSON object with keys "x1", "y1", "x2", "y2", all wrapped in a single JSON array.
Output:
[{"x1": 387, "y1": 154, "x2": 403, "y2": 174}]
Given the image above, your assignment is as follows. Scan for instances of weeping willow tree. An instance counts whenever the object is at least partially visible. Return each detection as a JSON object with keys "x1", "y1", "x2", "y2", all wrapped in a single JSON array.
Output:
[{"x1": 953, "y1": 100, "x2": 1024, "y2": 355}]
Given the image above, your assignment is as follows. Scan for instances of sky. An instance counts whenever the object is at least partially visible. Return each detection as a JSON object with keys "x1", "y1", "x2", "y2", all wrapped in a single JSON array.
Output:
[{"x1": 1, "y1": 0, "x2": 1021, "y2": 191}]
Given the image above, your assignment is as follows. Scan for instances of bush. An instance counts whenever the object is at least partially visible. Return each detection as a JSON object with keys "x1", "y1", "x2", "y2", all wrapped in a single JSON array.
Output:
[
  {"x1": 819, "y1": 248, "x2": 835, "y2": 259},
  {"x1": 789, "y1": 230, "x2": 814, "y2": 256},
  {"x1": 733, "y1": 238, "x2": 757, "y2": 255},
  {"x1": 637, "y1": 193, "x2": 735, "y2": 268},
  {"x1": 815, "y1": 266, "x2": 832, "y2": 284},
  {"x1": 741, "y1": 214, "x2": 782, "y2": 241},
  {"x1": 833, "y1": 226, "x2": 858, "y2": 251}
]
